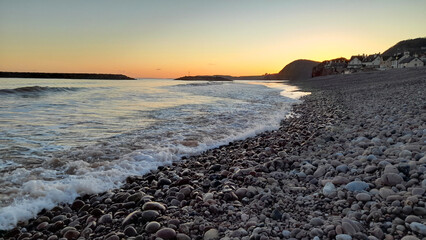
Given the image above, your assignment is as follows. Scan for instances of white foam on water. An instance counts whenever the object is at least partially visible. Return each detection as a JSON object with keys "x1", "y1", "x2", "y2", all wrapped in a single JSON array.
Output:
[{"x1": 0, "y1": 80, "x2": 306, "y2": 230}]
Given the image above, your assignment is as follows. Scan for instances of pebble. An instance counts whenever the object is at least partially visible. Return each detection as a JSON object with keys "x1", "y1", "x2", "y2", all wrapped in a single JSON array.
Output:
[
  {"x1": 356, "y1": 193, "x2": 371, "y2": 201},
  {"x1": 124, "y1": 226, "x2": 138, "y2": 236},
  {"x1": 176, "y1": 233, "x2": 191, "y2": 240},
  {"x1": 204, "y1": 228, "x2": 219, "y2": 240},
  {"x1": 142, "y1": 201, "x2": 166, "y2": 211},
  {"x1": 413, "y1": 207, "x2": 426, "y2": 216},
  {"x1": 405, "y1": 215, "x2": 421, "y2": 223},
  {"x1": 401, "y1": 236, "x2": 420, "y2": 240},
  {"x1": 412, "y1": 187, "x2": 425, "y2": 196},
  {"x1": 381, "y1": 173, "x2": 403, "y2": 186},
  {"x1": 336, "y1": 234, "x2": 352, "y2": 240},
  {"x1": 282, "y1": 230, "x2": 291, "y2": 238},
  {"x1": 122, "y1": 210, "x2": 141, "y2": 226},
  {"x1": 313, "y1": 166, "x2": 327, "y2": 178},
  {"x1": 379, "y1": 187, "x2": 395, "y2": 199},
  {"x1": 155, "y1": 228, "x2": 176, "y2": 239},
  {"x1": 63, "y1": 230, "x2": 80, "y2": 240},
  {"x1": 345, "y1": 181, "x2": 369, "y2": 192},
  {"x1": 323, "y1": 182, "x2": 337, "y2": 197},
  {"x1": 145, "y1": 221, "x2": 161, "y2": 233},
  {"x1": 336, "y1": 164, "x2": 349, "y2": 173},
  {"x1": 332, "y1": 176, "x2": 350, "y2": 185},
  {"x1": 409, "y1": 222, "x2": 426, "y2": 235},
  {"x1": 141, "y1": 210, "x2": 160, "y2": 222},
  {"x1": 98, "y1": 214, "x2": 112, "y2": 224},
  {"x1": 309, "y1": 217, "x2": 324, "y2": 226}
]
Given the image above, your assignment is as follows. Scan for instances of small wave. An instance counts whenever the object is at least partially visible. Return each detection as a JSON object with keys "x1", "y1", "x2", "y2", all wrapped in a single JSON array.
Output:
[{"x1": 0, "y1": 86, "x2": 81, "y2": 95}]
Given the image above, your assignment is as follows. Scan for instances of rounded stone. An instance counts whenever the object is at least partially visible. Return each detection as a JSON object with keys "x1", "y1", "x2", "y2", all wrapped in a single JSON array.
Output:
[
  {"x1": 323, "y1": 182, "x2": 337, "y2": 197},
  {"x1": 36, "y1": 221, "x2": 49, "y2": 230},
  {"x1": 105, "y1": 235, "x2": 119, "y2": 240},
  {"x1": 356, "y1": 193, "x2": 371, "y2": 202},
  {"x1": 413, "y1": 207, "x2": 426, "y2": 216},
  {"x1": 98, "y1": 214, "x2": 113, "y2": 224},
  {"x1": 203, "y1": 193, "x2": 214, "y2": 202},
  {"x1": 381, "y1": 173, "x2": 403, "y2": 186},
  {"x1": 122, "y1": 210, "x2": 141, "y2": 226},
  {"x1": 345, "y1": 181, "x2": 369, "y2": 192},
  {"x1": 412, "y1": 188, "x2": 425, "y2": 196},
  {"x1": 282, "y1": 230, "x2": 291, "y2": 238},
  {"x1": 309, "y1": 217, "x2": 324, "y2": 227},
  {"x1": 142, "y1": 201, "x2": 166, "y2": 211},
  {"x1": 204, "y1": 228, "x2": 219, "y2": 240},
  {"x1": 71, "y1": 200, "x2": 85, "y2": 211},
  {"x1": 309, "y1": 228, "x2": 323, "y2": 237},
  {"x1": 155, "y1": 228, "x2": 176, "y2": 239},
  {"x1": 401, "y1": 236, "x2": 420, "y2": 240},
  {"x1": 336, "y1": 164, "x2": 349, "y2": 173},
  {"x1": 157, "y1": 178, "x2": 172, "y2": 186},
  {"x1": 141, "y1": 210, "x2": 160, "y2": 222},
  {"x1": 63, "y1": 230, "x2": 80, "y2": 240},
  {"x1": 405, "y1": 215, "x2": 421, "y2": 223},
  {"x1": 332, "y1": 176, "x2": 350, "y2": 185},
  {"x1": 336, "y1": 234, "x2": 352, "y2": 240},
  {"x1": 409, "y1": 222, "x2": 426, "y2": 235},
  {"x1": 124, "y1": 226, "x2": 138, "y2": 237},
  {"x1": 235, "y1": 188, "x2": 248, "y2": 199},
  {"x1": 145, "y1": 221, "x2": 161, "y2": 233},
  {"x1": 176, "y1": 233, "x2": 191, "y2": 240}
]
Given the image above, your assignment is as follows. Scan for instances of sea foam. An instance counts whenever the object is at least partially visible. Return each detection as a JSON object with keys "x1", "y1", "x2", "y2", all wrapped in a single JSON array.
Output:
[{"x1": 0, "y1": 79, "x2": 305, "y2": 230}]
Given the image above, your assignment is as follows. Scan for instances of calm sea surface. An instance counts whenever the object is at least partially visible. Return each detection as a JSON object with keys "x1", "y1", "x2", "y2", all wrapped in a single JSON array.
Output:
[{"x1": 0, "y1": 78, "x2": 307, "y2": 229}]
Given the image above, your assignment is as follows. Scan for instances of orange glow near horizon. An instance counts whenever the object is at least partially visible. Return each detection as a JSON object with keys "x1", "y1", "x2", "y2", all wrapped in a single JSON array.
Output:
[{"x1": 1, "y1": 1, "x2": 425, "y2": 79}]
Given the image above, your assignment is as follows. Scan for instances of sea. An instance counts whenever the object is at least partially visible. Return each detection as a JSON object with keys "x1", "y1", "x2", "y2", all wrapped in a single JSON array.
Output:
[{"x1": 0, "y1": 77, "x2": 307, "y2": 230}]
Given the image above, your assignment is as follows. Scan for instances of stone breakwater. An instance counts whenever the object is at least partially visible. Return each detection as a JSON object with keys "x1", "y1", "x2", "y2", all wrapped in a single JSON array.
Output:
[{"x1": 1, "y1": 68, "x2": 425, "y2": 240}]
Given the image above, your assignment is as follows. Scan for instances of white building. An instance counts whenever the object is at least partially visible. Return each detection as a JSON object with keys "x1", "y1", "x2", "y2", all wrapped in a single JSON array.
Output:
[
  {"x1": 347, "y1": 56, "x2": 363, "y2": 69},
  {"x1": 391, "y1": 51, "x2": 410, "y2": 68},
  {"x1": 380, "y1": 56, "x2": 393, "y2": 69},
  {"x1": 362, "y1": 54, "x2": 382, "y2": 68},
  {"x1": 399, "y1": 57, "x2": 425, "y2": 68}
]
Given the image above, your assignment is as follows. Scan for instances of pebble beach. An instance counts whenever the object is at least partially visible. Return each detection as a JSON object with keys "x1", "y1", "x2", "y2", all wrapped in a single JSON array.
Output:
[{"x1": 1, "y1": 68, "x2": 425, "y2": 240}]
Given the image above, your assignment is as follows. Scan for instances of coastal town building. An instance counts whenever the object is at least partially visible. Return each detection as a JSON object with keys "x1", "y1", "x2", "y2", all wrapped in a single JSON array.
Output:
[
  {"x1": 315, "y1": 50, "x2": 425, "y2": 77},
  {"x1": 380, "y1": 56, "x2": 393, "y2": 69},
  {"x1": 391, "y1": 51, "x2": 410, "y2": 68},
  {"x1": 347, "y1": 56, "x2": 363, "y2": 69},
  {"x1": 399, "y1": 57, "x2": 424, "y2": 68},
  {"x1": 362, "y1": 54, "x2": 382, "y2": 68}
]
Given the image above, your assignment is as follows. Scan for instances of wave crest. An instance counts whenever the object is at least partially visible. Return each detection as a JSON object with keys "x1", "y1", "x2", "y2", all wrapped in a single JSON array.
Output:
[{"x1": 0, "y1": 86, "x2": 81, "y2": 95}]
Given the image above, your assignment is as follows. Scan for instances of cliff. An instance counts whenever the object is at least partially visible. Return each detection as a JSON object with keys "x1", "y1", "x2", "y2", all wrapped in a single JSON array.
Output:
[
  {"x1": 0, "y1": 72, "x2": 135, "y2": 80},
  {"x1": 275, "y1": 59, "x2": 320, "y2": 80}
]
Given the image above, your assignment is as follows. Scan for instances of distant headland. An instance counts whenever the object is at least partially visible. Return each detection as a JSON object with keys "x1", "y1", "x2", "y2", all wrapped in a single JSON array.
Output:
[
  {"x1": 0, "y1": 71, "x2": 135, "y2": 80},
  {"x1": 175, "y1": 76, "x2": 232, "y2": 81}
]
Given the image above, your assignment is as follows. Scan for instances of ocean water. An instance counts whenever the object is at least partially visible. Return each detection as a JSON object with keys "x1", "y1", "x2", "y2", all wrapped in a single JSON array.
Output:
[{"x1": 0, "y1": 77, "x2": 307, "y2": 230}]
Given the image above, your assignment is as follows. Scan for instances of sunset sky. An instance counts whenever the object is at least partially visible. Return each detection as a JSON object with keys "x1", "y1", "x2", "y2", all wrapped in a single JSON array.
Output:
[{"x1": 0, "y1": 0, "x2": 425, "y2": 78}]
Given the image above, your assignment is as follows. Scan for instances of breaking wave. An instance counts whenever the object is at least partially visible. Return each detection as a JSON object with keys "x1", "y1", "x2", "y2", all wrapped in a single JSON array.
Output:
[{"x1": 0, "y1": 86, "x2": 81, "y2": 95}]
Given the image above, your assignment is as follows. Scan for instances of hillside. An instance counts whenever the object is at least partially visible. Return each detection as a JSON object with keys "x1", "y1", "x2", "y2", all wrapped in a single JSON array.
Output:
[
  {"x1": 276, "y1": 59, "x2": 320, "y2": 80},
  {"x1": 382, "y1": 37, "x2": 426, "y2": 57},
  {"x1": 0, "y1": 72, "x2": 135, "y2": 80}
]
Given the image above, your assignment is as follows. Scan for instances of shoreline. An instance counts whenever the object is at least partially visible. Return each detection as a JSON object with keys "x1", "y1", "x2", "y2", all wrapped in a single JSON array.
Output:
[{"x1": 1, "y1": 68, "x2": 425, "y2": 240}]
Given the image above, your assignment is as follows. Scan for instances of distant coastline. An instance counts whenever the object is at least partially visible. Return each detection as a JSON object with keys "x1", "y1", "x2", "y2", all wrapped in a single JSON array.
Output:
[
  {"x1": 0, "y1": 71, "x2": 135, "y2": 80},
  {"x1": 175, "y1": 75, "x2": 232, "y2": 81}
]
